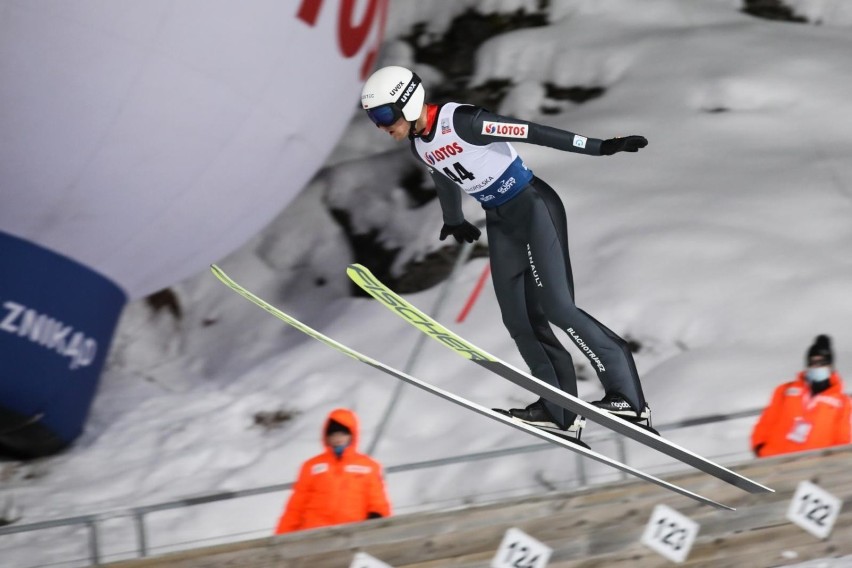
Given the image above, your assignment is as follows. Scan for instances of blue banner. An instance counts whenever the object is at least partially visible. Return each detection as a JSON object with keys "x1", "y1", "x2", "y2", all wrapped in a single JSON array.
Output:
[{"x1": 0, "y1": 231, "x2": 126, "y2": 457}]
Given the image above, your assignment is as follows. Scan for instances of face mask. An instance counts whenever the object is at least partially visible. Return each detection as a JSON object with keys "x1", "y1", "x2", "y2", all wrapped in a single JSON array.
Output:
[
  {"x1": 333, "y1": 444, "x2": 348, "y2": 457},
  {"x1": 805, "y1": 366, "x2": 831, "y2": 383}
]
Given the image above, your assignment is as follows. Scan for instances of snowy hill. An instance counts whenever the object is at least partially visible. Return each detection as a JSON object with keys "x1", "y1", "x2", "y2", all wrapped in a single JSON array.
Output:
[{"x1": 3, "y1": 0, "x2": 852, "y2": 565}]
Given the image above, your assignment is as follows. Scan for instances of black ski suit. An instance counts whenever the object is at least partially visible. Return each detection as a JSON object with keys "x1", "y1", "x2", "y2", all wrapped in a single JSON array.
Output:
[{"x1": 410, "y1": 103, "x2": 646, "y2": 428}]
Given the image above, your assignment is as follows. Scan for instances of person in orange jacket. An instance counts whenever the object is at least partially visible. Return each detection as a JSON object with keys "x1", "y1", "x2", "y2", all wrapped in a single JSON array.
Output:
[
  {"x1": 274, "y1": 408, "x2": 391, "y2": 534},
  {"x1": 751, "y1": 335, "x2": 852, "y2": 458}
]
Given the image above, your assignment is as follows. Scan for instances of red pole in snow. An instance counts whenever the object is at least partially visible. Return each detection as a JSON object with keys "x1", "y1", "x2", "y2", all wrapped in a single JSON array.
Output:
[{"x1": 456, "y1": 262, "x2": 491, "y2": 323}]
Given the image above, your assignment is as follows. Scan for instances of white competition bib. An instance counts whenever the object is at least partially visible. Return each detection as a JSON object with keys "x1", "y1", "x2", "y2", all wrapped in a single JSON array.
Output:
[{"x1": 415, "y1": 103, "x2": 531, "y2": 207}]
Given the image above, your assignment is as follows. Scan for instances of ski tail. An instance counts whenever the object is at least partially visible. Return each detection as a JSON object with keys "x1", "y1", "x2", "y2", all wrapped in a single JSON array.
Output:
[{"x1": 210, "y1": 264, "x2": 735, "y2": 511}]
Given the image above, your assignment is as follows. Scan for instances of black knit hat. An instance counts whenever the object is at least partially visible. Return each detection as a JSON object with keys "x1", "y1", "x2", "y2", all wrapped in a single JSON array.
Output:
[
  {"x1": 326, "y1": 418, "x2": 351, "y2": 436},
  {"x1": 806, "y1": 334, "x2": 833, "y2": 366}
]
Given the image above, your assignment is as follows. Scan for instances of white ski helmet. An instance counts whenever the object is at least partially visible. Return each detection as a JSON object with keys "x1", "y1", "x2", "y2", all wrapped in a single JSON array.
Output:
[{"x1": 361, "y1": 65, "x2": 425, "y2": 126}]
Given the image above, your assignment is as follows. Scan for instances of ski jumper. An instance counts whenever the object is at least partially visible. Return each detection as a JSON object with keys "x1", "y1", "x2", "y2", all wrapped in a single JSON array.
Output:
[
  {"x1": 751, "y1": 372, "x2": 851, "y2": 458},
  {"x1": 411, "y1": 103, "x2": 646, "y2": 428}
]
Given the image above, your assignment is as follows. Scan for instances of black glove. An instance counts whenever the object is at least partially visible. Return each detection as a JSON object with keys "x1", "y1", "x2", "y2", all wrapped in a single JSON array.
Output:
[
  {"x1": 439, "y1": 221, "x2": 481, "y2": 244},
  {"x1": 600, "y1": 135, "x2": 648, "y2": 155},
  {"x1": 753, "y1": 443, "x2": 764, "y2": 458},
  {"x1": 366, "y1": 512, "x2": 382, "y2": 520}
]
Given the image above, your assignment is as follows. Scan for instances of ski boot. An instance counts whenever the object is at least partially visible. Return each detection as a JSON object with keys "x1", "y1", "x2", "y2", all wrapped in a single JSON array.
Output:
[
  {"x1": 590, "y1": 393, "x2": 658, "y2": 435},
  {"x1": 494, "y1": 401, "x2": 589, "y2": 449}
]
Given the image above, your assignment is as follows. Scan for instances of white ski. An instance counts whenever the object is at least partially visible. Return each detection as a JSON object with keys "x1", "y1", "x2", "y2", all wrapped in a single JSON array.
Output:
[
  {"x1": 210, "y1": 264, "x2": 735, "y2": 511},
  {"x1": 345, "y1": 263, "x2": 773, "y2": 496}
]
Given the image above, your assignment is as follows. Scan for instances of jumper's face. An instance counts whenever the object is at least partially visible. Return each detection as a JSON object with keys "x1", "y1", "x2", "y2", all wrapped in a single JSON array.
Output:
[{"x1": 379, "y1": 116, "x2": 409, "y2": 141}]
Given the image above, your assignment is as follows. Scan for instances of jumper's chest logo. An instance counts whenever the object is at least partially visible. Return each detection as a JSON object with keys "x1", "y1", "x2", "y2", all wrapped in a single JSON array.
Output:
[{"x1": 424, "y1": 142, "x2": 463, "y2": 165}]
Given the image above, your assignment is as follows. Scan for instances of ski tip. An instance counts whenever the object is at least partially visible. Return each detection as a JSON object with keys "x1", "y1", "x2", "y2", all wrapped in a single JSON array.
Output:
[{"x1": 210, "y1": 264, "x2": 235, "y2": 287}]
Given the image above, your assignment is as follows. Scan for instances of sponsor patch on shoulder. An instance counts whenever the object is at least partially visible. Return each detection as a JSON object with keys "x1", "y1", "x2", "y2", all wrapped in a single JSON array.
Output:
[
  {"x1": 311, "y1": 463, "x2": 329, "y2": 475},
  {"x1": 441, "y1": 117, "x2": 452, "y2": 134},
  {"x1": 572, "y1": 134, "x2": 588, "y2": 148},
  {"x1": 482, "y1": 121, "x2": 528, "y2": 139},
  {"x1": 344, "y1": 464, "x2": 372, "y2": 474}
]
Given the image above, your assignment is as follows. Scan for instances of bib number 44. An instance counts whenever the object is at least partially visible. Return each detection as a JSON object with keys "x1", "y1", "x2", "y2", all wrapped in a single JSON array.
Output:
[{"x1": 443, "y1": 162, "x2": 475, "y2": 183}]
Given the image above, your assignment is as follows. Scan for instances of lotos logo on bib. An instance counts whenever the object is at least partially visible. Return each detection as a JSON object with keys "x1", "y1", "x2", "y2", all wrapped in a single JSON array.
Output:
[
  {"x1": 482, "y1": 121, "x2": 528, "y2": 138},
  {"x1": 424, "y1": 142, "x2": 463, "y2": 165}
]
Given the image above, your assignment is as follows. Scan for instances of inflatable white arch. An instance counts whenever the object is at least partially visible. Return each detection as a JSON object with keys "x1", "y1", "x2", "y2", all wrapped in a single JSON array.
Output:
[{"x1": 0, "y1": 0, "x2": 388, "y2": 457}]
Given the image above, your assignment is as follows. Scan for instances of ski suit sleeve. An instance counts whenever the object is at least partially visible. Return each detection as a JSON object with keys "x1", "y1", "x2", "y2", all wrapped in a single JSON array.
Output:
[
  {"x1": 365, "y1": 460, "x2": 392, "y2": 519},
  {"x1": 750, "y1": 384, "x2": 786, "y2": 457},
  {"x1": 409, "y1": 141, "x2": 466, "y2": 225},
  {"x1": 433, "y1": 173, "x2": 466, "y2": 225},
  {"x1": 274, "y1": 460, "x2": 313, "y2": 534},
  {"x1": 452, "y1": 105, "x2": 605, "y2": 155}
]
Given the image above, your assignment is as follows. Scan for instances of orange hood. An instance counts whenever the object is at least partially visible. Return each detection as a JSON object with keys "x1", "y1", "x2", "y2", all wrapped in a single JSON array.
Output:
[{"x1": 322, "y1": 407, "x2": 360, "y2": 452}]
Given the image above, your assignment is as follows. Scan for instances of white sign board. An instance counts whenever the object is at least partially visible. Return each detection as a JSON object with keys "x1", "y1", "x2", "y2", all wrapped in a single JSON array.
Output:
[
  {"x1": 786, "y1": 480, "x2": 842, "y2": 540},
  {"x1": 491, "y1": 527, "x2": 552, "y2": 568},
  {"x1": 640, "y1": 504, "x2": 700, "y2": 564},
  {"x1": 349, "y1": 551, "x2": 393, "y2": 568}
]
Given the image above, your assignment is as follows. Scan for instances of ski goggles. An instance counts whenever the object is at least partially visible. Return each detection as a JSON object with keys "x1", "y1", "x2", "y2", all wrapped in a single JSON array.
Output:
[{"x1": 365, "y1": 103, "x2": 403, "y2": 127}]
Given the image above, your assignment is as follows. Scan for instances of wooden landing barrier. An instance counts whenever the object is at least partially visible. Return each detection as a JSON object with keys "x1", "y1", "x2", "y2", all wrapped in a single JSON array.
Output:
[{"x1": 107, "y1": 445, "x2": 852, "y2": 568}]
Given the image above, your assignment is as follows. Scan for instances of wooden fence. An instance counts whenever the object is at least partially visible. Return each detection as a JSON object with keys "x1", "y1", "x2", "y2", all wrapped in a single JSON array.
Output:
[{"x1": 105, "y1": 445, "x2": 852, "y2": 568}]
